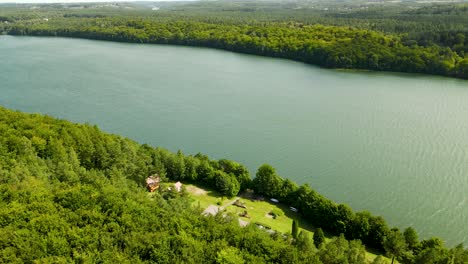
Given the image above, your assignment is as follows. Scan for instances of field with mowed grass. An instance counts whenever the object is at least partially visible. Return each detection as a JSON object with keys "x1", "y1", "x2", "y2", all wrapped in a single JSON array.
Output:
[{"x1": 178, "y1": 183, "x2": 389, "y2": 263}]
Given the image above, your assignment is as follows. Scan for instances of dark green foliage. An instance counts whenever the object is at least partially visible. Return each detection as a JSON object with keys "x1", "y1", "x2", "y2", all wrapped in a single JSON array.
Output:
[
  {"x1": 214, "y1": 170, "x2": 240, "y2": 198},
  {"x1": 314, "y1": 228, "x2": 326, "y2": 249},
  {"x1": 292, "y1": 219, "x2": 299, "y2": 239},
  {"x1": 217, "y1": 159, "x2": 251, "y2": 190},
  {"x1": 420, "y1": 237, "x2": 444, "y2": 251},
  {"x1": 278, "y1": 179, "x2": 298, "y2": 204},
  {"x1": 253, "y1": 164, "x2": 282, "y2": 198},
  {"x1": 403, "y1": 227, "x2": 419, "y2": 252},
  {"x1": 0, "y1": 3, "x2": 466, "y2": 79}
]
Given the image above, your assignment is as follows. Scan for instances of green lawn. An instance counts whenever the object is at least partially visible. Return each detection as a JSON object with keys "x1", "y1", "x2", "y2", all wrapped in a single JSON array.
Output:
[
  {"x1": 178, "y1": 183, "x2": 388, "y2": 263},
  {"x1": 183, "y1": 184, "x2": 309, "y2": 234}
]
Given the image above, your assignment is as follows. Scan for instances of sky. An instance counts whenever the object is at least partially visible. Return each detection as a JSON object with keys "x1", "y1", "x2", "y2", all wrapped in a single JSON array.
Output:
[{"x1": 0, "y1": 0, "x2": 171, "y2": 3}]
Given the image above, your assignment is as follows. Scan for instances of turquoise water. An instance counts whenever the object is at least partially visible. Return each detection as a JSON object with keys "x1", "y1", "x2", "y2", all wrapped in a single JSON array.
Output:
[{"x1": 1, "y1": 36, "x2": 467, "y2": 246}]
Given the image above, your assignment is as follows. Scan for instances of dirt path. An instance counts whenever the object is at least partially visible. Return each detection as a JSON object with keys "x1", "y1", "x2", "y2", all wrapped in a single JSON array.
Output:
[
  {"x1": 203, "y1": 205, "x2": 220, "y2": 216},
  {"x1": 186, "y1": 185, "x2": 207, "y2": 195}
]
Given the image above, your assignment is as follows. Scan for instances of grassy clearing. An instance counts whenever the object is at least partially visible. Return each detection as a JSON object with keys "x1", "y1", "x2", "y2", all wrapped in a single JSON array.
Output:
[
  {"x1": 184, "y1": 183, "x2": 311, "y2": 234},
  {"x1": 180, "y1": 183, "x2": 387, "y2": 263}
]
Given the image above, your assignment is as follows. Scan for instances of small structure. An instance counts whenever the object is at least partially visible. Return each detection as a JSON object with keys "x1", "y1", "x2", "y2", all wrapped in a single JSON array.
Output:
[
  {"x1": 174, "y1": 181, "x2": 182, "y2": 192},
  {"x1": 145, "y1": 174, "x2": 160, "y2": 192},
  {"x1": 203, "y1": 205, "x2": 220, "y2": 216},
  {"x1": 233, "y1": 199, "x2": 247, "y2": 209},
  {"x1": 239, "y1": 210, "x2": 251, "y2": 218}
]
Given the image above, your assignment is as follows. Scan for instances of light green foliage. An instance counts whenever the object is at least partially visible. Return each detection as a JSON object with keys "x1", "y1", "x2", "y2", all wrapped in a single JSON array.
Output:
[
  {"x1": 297, "y1": 231, "x2": 315, "y2": 252},
  {"x1": 318, "y1": 234, "x2": 367, "y2": 264},
  {"x1": 383, "y1": 229, "x2": 407, "y2": 264},
  {"x1": 372, "y1": 255, "x2": 390, "y2": 264},
  {"x1": 216, "y1": 247, "x2": 245, "y2": 264},
  {"x1": 270, "y1": 209, "x2": 283, "y2": 218}
]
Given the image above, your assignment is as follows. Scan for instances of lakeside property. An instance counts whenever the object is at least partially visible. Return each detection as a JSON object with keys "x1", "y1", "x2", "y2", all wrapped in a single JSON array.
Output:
[
  {"x1": 2, "y1": 36, "x2": 467, "y2": 246},
  {"x1": 178, "y1": 182, "x2": 387, "y2": 263}
]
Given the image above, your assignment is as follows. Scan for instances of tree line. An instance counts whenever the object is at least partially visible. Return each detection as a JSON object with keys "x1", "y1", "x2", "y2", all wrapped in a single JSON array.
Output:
[
  {"x1": 1, "y1": 9, "x2": 467, "y2": 79},
  {"x1": 0, "y1": 106, "x2": 375, "y2": 263}
]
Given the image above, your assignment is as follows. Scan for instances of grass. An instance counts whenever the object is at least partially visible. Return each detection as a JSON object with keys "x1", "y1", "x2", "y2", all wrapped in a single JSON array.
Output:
[
  {"x1": 177, "y1": 182, "x2": 389, "y2": 263},
  {"x1": 184, "y1": 184, "x2": 228, "y2": 209},
  {"x1": 183, "y1": 183, "x2": 311, "y2": 234}
]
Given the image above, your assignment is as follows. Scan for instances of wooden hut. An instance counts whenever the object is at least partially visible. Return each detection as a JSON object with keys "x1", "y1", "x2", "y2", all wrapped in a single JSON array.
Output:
[{"x1": 146, "y1": 175, "x2": 160, "y2": 192}]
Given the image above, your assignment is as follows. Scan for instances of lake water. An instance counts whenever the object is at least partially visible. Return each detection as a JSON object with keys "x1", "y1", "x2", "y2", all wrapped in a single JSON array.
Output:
[{"x1": 1, "y1": 36, "x2": 467, "y2": 246}]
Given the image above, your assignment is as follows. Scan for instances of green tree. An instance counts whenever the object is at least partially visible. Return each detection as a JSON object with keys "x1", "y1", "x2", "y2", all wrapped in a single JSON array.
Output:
[
  {"x1": 214, "y1": 171, "x2": 240, "y2": 198},
  {"x1": 218, "y1": 159, "x2": 251, "y2": 191},
  {"x1": 296, "y1": 231, "x2": 314, "y2": 252},
  {"x1": 384, "y1": 229, "x2": 407, "y2": 264},
  {"x1": 403, "y1": 227, "x2": 419, "y2": 251},
  {"x1": 216, "y1": 247, "x2": 245, "y2": 264},
  {"x1": 371, "y1": 255, "x2": 389, "y2": 264},
  {"x1": 313, "y1": 228, "x2": 325, "y2": 249},
  {"x1": 292, "y1": 219, "x2": 299, "y2": 239},
  {"x1": 253, "y1": 164, "x2": 282, "y2": 198},
  {"x1": 278, "y1": 178, "x2": 298, "y2": 203}
]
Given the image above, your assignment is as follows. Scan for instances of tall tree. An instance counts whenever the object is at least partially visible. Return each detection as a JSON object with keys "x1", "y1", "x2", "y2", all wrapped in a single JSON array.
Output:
[
  {"x1": 292, "y1": 219, "x2": 299, "y2": 239},
  {"x1": 252, "y1": 164, "x2": 282, "y2": 197},
  {"x1": 384, "y1": 229, "x2": 407, "y2": 264},
  {"x1": 403, "y1": 227, "x2": 419, "y2": 251},
  {"x1": 313, "y1": 228, "x2": 325, "y2": 249},
  {"x1": 297, "y1": 231, "x2": 314, "y2": 252},
  {"x1": 214, "y1": 171, "x2": 240, "y2": 198}
]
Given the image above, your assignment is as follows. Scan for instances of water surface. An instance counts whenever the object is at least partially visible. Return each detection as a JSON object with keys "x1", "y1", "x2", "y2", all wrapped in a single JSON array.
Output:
[{"x1": 1, "y1": 36, "x2": 467, "y2": 246}]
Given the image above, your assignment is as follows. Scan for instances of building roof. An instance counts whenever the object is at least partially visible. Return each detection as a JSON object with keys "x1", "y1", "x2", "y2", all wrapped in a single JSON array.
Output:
[{"x1": 174, "y1": 181, "x2": 182, "y2": 192}]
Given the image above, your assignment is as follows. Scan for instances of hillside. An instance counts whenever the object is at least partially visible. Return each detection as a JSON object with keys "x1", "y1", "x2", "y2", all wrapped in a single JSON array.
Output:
[
  {"x1": 1, "y1": 106, "x2": 467, "y2": 263},
  {"x1": 0, "y1": 106, "x2": 366, "y2": 263}
]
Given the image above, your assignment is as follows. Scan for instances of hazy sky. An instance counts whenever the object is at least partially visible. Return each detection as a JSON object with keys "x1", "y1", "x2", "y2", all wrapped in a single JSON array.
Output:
[{"x1": 1, "y1": 0, "x2": 167, "y2": 3}]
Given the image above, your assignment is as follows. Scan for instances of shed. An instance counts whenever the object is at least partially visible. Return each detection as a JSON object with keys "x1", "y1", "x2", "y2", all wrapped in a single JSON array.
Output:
[
  {"x1": 146, "y1": 175, "x2": 160, "y2": 192},
  {"x1": 174, "y1": 181, "x2": 182, "y2": 192}
]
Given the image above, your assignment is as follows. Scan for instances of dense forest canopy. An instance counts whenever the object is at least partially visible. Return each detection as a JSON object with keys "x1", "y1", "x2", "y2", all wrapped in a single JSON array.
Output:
[{"x1": 0, "y1": 0, "x2": 467, "y2": 78}]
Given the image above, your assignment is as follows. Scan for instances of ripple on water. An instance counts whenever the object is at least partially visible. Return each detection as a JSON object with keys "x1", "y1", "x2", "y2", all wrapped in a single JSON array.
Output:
[{"x1": 2, "y1": 36, "x2": 468, "y2": 246}]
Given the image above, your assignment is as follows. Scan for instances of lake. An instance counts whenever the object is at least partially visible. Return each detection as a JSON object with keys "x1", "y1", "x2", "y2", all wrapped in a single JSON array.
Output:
[{"x1": 1, "y1": 36, "x2": 467, "y2": 246}]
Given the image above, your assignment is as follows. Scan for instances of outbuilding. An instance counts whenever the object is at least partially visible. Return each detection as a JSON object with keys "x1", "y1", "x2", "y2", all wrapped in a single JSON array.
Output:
[{"x1": 145, "y1": 175, "x2": 160, "y2": 192}]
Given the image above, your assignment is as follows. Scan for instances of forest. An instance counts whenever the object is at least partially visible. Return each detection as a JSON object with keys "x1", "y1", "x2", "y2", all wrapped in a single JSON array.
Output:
[
  {"x1": 0, "y1": 104, "x2": 467, "y2": 263},
  {"x1": 1, "y1": 1, "x2": 468, "y2": 262},
  {"x1": 0, "y1": 1, "x2": 467, "y2": 79}
]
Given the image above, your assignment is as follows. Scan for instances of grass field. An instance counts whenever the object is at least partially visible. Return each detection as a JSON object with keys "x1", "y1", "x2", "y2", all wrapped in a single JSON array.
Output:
[{"x1": 173, "y1": 182, "x2": 387, "y2": 263}]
